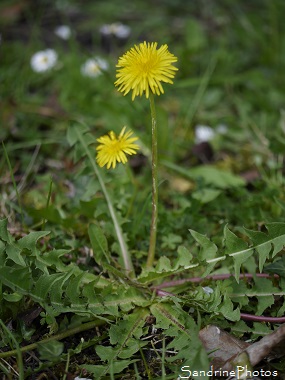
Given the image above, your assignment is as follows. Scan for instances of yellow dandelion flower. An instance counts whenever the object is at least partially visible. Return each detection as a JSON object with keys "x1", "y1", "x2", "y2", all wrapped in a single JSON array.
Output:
[
  {"x1": 96, "y1": 127, "x2": 139, "y2": 169},
  {"x1": 115, "y1": 41, "x2": 178, "y2": 100}
]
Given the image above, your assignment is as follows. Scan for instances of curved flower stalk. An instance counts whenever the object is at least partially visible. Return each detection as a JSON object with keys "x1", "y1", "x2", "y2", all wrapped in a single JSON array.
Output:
[{"x1": 115, "y1": 41, "x2": 178, "y2": 268}]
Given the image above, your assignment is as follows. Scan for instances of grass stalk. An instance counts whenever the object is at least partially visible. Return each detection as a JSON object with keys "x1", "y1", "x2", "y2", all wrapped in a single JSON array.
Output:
[
  {"x1": 0, "y1": 318, "x2": 106, "y2": 360},
  {"x1": 0, "y1": 319, "x2": 24, "y2": 379},
  {"x1": 42, "y1": 175, "x2": 53, "y2": 230},
  {"x1": 2, "y1": 142, "x2": 23, "y2": 224}
]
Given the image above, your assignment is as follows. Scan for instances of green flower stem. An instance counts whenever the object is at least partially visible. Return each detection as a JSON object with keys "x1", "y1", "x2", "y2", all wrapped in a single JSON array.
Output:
[
  {"x1": 75, "y1": 128, "x2": 135, "y2": 277},
  {"x1": 146, "y1": 93, "x2": 158, "y2": 268},
  {"x1": 0, "y1": 318, "x2": 107, "y2": 359}
]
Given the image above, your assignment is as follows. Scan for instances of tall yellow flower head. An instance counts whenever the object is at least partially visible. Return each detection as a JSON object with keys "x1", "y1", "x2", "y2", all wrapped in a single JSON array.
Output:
[
  {"x1": 115, "y1": 41, "x2": 178, "y2": 101},
  {"x1": 96, "y1": 127, "x2": 139, "y2": 169}
]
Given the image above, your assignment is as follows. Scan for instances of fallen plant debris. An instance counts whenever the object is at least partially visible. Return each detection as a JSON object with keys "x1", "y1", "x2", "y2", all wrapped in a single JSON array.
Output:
[{"x1": 199, "y1": 324, "x2": 285, "y2": 372}]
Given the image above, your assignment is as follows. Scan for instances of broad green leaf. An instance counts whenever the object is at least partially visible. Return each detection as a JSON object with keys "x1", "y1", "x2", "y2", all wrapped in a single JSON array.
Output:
[
  {"x1": 32, "y1": 273, "x2": 67, "y2": 303},
  {"x1": 0, "y1": 266, "x2": 32, "y2": 293},
  {"x1": 88, "y1": 223, "x2": 110, "y2": 265},
  {"x1": 223, "y1": 226, "x2": 253, "y2": 280},
  {"x1": 265, "y1": 256, "x2": 285, "y2": 277},
  {"x1": 2, "y1": 291, "x2": 23, "y2": 302},
  {"x1": 6, "y1": 244, "x2": 26, "y2": 266},
  {"x1": 0, "y1": 219, "x2": 12, "y2": 243},
  {"x1": 36, "y1": 249, "x2": 70, "y2": 272},
  {"x1": 82, "y1": 282, "x2": 105, "y2": 315},
  {"x1": 254, "y1": 278, "x2": 275, "y2": 315},
  {"x1": 244, "y1": 223, "x2": 285, "y2": 272},
  {"x1": 67, "y1": 124, "x2": 90, "y2": 146},
  {"x1": 175, "y1": 246, "x2": 193, "y2": 268},
  {"x1": 151, "y1": 302, "x2": 187, "y2": 330},
  {"x1": 162, "y1": 161, "x2": 245, "y2": 189},
  {"x1": 190, "y1": 230, "x2": 217, "y2": 260},
  {"x1": 192, "y1": 188, "x2": 221, "y2": 204},
  {"x1": 37, "y1": 340, "x2": 64, "y2": 361},
  {"x1": 17, "y1": 231, "x2": 50, "y2": 255},
  {"x1": 266, "y1": 223, "x2": 285, "y2": 256},
  {"x1": 65, "y1": 273, "x2": 87, "y2": 309},
  {"x1": 185, "y1": 18, "x2": 207, "y2": 51},
  {"x1": 49, "y1": 270, "x2": 75, "y2": 312},
  {"x1": 218, "y1": 297, "x2": 240, "y2": 321},
  {"x1": 156, "y1": 256, "x2": 172, "y2": 271},
  {"x1": 223, "y1": 226, "x2": 248, "y2": 254}
]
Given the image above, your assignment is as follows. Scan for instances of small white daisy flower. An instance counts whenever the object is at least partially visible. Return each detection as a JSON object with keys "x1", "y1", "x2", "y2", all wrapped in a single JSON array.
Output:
[
  {"x1": 80, "y1": 57, "x2": 108, "y2": 78},
  {"x1": 195, "y1": 125, "x2": 215, "y2": 144},
  {"x1": 30, "y1": 49, "x2": 58, "y2": 73},
  {"x1": 100, "y1": 22, "x2": 131, "y2": 39},
  {"x1": 99, "y1": 24, "x2": 112, "y2": 36},
  {"x1": 54, "y1": 25, "x2": 71, "y2": 40},
  {"x1": 112, "y1": 22, "x2": 131, "y2": 38}
]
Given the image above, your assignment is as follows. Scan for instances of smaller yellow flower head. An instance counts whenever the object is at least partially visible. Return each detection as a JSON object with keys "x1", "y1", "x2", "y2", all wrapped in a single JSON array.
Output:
[
  {"x1": 96, "y1": 127, "x2": 139, "y2": 169},
  {"x1": 115, "y1": 41, "x2": 178, "y2": 101}
]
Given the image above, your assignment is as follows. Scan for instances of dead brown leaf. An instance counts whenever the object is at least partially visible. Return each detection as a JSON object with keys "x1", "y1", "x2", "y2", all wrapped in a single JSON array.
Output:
[{"x1": 199, "y1": 323, "x2": 285, "y2": 371}]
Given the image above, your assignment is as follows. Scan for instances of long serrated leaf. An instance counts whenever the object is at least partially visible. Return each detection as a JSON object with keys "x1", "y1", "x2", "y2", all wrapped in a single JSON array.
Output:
[
  {"x1": 151, "y1": 303, "x2": 209, "y2": 375},
  {"x1": 94, "y1": 309, "x2": 147, "y2": 377}
]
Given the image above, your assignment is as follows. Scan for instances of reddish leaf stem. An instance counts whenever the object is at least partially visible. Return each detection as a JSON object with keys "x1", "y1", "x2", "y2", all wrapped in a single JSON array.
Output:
[{"x1": 153, "y1": 273, "x2": 279, "y2": 289}]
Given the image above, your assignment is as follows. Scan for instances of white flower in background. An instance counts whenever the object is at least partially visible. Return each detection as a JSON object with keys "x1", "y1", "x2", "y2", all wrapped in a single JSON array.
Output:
[
  {"x1": 74, "y1": 377, "x2": 92, "y2": 380},
  {"x1": 112, "y1": 23, "x2": 131, "y2": 38},
  {"x1": 195, "y1": 125, "x2": 215, "y2": 144},
  {"x1": 54, "y1": 25, "x2": 71, "y2": 40},
  {"x1": 216, "y1": 123, "x2": 228, "y2": 134},
  {"x1": 30, "y1": 49, "x2": 58, "y2": 72},
  {"x1": 81, "y1": 57, "x2": 108, "y2": 78},
  {"x1": 100, "y1": 22, "x2": 131, "y2": 39}
]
